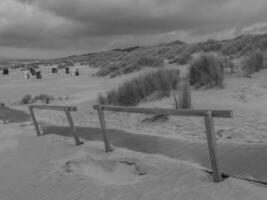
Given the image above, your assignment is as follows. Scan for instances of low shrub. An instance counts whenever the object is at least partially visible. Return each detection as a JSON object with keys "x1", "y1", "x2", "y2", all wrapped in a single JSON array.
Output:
[
  {"x1": 110, "y1": 70, "x2": 121, "y2": 78},
  {"x1": 20, "y1": 94, "x2": 54, "y2": 105},
  {"x1": 189, "y1": 54, "x2": 229, "y2": 88},
  {"x1": 169, "y1": 53, "x2": 192, "y2": 65},
  {"x1": 35, "y1": 94, "x2": 54, "y2": 104},
  {"x1": 242, "y1": 50, "x2": 265, "y2": 76},
  {"x1": 98, "y1": 69, "x2": 181, "y2": 106},
  {"x1": 96, "y1": 64, "x2": 122, "y2": 77},
  {"x1": 121, "y1": 65, "x2": 138, "y2": 74},
  {"x1": 96, "y1": 67, "x2": 111, "y2": 76},
  {"x1": 20, "y1": 94, "x2": 32, "y2": 104},
  {"x1": 136, "y1": 57, "x2": 163, "y2": 67}
]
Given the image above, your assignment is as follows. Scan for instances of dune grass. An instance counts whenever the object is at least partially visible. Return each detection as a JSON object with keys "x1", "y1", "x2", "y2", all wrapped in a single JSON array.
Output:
[
  {"x1": 96, "y1": 56, "x2": 163, "y2": 78},
  {"x1": 169, "y1": 53, "x2": 192, "y2": 65},
  {"x1": 242, "y1": 50, "x2": 265, "y2": 76},
  {"x1": 98, "y1": 69, "x2": 183, "y2": 106},
  {"x1": 136, "y1": 56, "x2": 163, "y2": 67},
  {"x1": 173, "y1": 77, "x2": 191, "y2": 109},
  {"x1": 189, "y1": 54, "x2": 231, "y2": 88},
  {"x1": 20, "y1": 94, "x2": 33, "y2": 104},
  {"x1": 20, "y1": 94, "x2": 54, "y2": 104}
]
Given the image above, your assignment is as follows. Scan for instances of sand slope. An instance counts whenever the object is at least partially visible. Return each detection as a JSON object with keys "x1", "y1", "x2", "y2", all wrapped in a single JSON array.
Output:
[{"x1": 0, "y1": 123, "x2": 266, "y2": 200}]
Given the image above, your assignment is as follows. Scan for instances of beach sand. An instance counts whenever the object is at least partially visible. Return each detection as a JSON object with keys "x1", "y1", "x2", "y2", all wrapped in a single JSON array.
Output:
[{"x1": 0, "y1": 64, "x2": 267, "y2": 199}]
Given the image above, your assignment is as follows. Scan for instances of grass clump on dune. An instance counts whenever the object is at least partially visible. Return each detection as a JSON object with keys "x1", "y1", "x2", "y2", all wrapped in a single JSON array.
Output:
[
  {"x1": 169, "y1": 53, "x2": 192, "y2": 65},
  {"x1": 20, "y1": 94, "x2": 33, "y2": 104},
  {"x1": 34, "y1": 94, "x2": 54, "y2": 104},
  {"x1": 242, "y1": 50, "x2": 265, "y2": 76},
  {"x1": 136, "y1": 56, "x2": 163, "y2": 67},
  {"x1": 189, "y1": 54, "x2": 231, "y2": 88},
  {"x1": 98, "y1": 69, "x2": 181, "y2": 106},
  {"x1": 20, "y1": 94, "x2": 54, "y2": 104},
  {"x1": 95, "y1": 56, "x2": 164, "y2": 78},
  {"x1": 173, "y1": 77, "x2": 191, "y2": 109}
]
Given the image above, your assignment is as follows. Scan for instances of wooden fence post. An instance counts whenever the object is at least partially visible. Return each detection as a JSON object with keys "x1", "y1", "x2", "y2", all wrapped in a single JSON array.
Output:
[
  {"x1": 96, "y1": 105, "x2": 112, "y2": 152},
  {"x1": 204, "y1": 111, "x2": 222, "y2": 183},
  {"x1": 64, "y1": 108, "x2": 82, "y2": 145},
  {"x1": 0, "y1": 103, "x2": 7, "y2": 124},
  {"x1": 220, "y1": 65, "x2": 225, "y2": 88},
  {"x1": 28, "y1": 106, "x2": 41, "y2": 136}
]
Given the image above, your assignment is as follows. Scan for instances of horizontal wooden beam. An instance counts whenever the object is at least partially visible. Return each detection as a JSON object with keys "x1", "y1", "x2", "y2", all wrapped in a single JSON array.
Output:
[
  {"x1": 29, "y1": 105, "x2": 77, "y2": 112},
  {"x1": 93, "y1": 105, "x2": 233, "y2": 118}
]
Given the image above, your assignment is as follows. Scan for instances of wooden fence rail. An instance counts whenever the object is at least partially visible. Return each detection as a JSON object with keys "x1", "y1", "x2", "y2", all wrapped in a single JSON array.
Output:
[
  {"x1": 29, "y1": 105, "x2": 77, "y2": 112},
  {"x1": 92, "y1": 105, "x2": 233, "y2": 118},
  {"x1": 28, "y1": 105, "x2": 82, "y2": 145},
  {"x1": 93, "y1": 104, "x2": 233, "y2": 183}
]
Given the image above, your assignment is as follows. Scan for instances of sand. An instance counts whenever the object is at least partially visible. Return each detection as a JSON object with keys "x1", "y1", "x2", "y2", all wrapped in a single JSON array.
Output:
[
  {"x1": 2, "y1": 64, "x2": 266, "y2": 144},
  {"x1": 0, "y1": 63, "x2": 267, "y2": 199},
  {"x1": 0, "y1": 124, "x2": 266, "y2": 199}
]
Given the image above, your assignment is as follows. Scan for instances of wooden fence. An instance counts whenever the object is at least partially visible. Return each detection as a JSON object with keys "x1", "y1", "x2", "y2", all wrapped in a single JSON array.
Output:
[
  {"x1": 93, "y1": 104, "x2": 233, "y2": 183},
  {"x1": 0, "y1": 103, "x2": 7, "y2": 124},
  {"x1": 28, "y1": 105, "x2": 82, "y2": 145}
]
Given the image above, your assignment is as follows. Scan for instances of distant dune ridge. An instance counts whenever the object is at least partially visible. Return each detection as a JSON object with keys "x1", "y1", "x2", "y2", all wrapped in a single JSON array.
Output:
[{"x1": 2, "y1": 33, "x2": 267, "y2": 77}]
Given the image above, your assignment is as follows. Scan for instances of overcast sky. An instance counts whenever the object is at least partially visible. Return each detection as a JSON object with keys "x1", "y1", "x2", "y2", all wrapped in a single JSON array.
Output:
[{"x1": 0, "y1": 0, "x2": 267, "y2": 58}]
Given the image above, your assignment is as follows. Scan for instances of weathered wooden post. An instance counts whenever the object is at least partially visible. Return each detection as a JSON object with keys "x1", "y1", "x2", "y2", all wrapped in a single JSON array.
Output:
[
  {"x1": 0, "y1": 103, "x2": 7, "y2": 124},
  {"x1": 96, "y1": 105, "x2": 112, "y2": 152},
  {"x1": 64, "y1": 108, "x2": 82, "y2": 145},
  {"x1": 181, "y1": 77, "x2": 191, "y2": 109},
  {"x1": 28, "y1": 105, "x2": 41, "y2": 136},
  {"x1": 220, "y1": 65, "x2": 225, "y2": 88},
  {"x1": 173, "y1": 76, "x2": 191, "y2": 109},
  {"x1": 204, "y1": 111, "x2": 222, "y2": 182}
]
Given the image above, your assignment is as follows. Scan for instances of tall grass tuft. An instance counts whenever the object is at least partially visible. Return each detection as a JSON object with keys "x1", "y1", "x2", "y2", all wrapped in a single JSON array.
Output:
[
  {"x1": 189, "y1": 54, "x2": 229, "y2": 88},
  {"x1": 242, "y1": 50, "x2": 265, "y2": 76},
  {"x1": 173, "y1": 77, "x2": 191, "y2": 109},
  {"x1": 98, "y1": 69, "x2": 181, "y2": 106},
  {"x1": 20, "y1": 94, "x2": 32, "y2": 104}
]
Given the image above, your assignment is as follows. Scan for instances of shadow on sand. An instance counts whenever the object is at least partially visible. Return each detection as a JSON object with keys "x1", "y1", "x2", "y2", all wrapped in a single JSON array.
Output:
[
  {"x1": 42, "y1": 125, "x2": 267, "y2": 184},
  {"x1": 0, "y1": 106, "x2": 30, "y2": 123},
  {"x1": 43, "y1": 125, "x2": 168, "y2": 154}
]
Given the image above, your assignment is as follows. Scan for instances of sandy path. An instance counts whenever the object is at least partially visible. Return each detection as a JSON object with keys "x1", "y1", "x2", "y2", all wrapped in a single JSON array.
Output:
[
  {"x1": 0, "y1": 123, "x2": 266, "y2": 200},
  {"x1": 42, "y1": 124, "x2": 267, "y2": 184}
]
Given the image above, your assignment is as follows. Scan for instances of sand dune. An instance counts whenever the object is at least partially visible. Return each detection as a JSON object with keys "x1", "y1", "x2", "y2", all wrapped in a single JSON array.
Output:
[{"x1": 1, "y1": 64, "x2": 267, "y2": 199}]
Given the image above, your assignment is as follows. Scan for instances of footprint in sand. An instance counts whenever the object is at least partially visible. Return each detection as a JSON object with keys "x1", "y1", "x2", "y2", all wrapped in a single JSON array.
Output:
[
  {"x1": 58, "y1": 157, "x2": 146, "y2": 185},
  {"x1": 232, "y1": 86, "x2": 263, "y2": 103}
]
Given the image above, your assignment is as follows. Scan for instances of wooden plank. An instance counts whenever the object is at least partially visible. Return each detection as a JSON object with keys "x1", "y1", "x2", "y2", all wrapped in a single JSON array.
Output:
[
  {"x1": 29, "y1": 105, "x2": 77, "y2": 112},
  {"x1": 96, "y1": 106, "x2": 112, "y2": 152},
  {"x1": 93, "y1": 105, "x2": 233, "y2": 118},
  {"x1": 64, "y1": 108, "x2": 82, "y2": 145},
  {"x1": 204, "y1": 111, "x2": 222, "y2": 183},
  {"x1": 28, "y1": 106, "x2": 41, "y2": 136}
]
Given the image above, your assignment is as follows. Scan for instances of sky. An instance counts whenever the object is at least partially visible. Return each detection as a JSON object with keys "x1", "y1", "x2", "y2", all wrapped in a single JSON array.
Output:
[{"x1": 0, "y1": 0, "x2": 267, "y2": 59}]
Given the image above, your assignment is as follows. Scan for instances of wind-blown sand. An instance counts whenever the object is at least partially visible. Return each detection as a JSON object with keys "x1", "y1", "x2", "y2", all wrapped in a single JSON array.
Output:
[
  {"x1": 15, "y1": 65, "x2": 267, "y2": 145},
  {"x1": 1, "y1": 64, "x2": 267, "y2": 199},
  {"x1": 0, "y1": 124, "x2": 266, "y2": 199}
]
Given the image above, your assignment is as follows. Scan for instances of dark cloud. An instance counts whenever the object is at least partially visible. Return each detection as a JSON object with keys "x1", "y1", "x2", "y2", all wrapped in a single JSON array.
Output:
[
  {"x1": 15, "y1": 0, "x2": 267, "y2": 35},
  {"x1": 0, "y1": 0, "x2": 267, "y2": 58}
]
